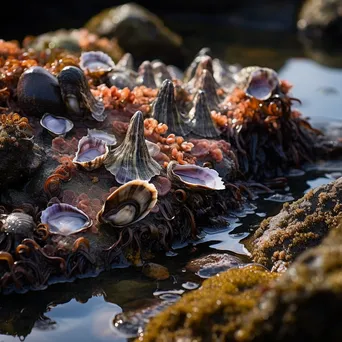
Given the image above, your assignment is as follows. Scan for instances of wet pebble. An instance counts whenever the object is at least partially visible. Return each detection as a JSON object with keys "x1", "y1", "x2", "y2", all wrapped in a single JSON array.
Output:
[
  {"x1": 186, "y1": 253, "x2": 245, "y2": 278},
  {"x1": 264, "y1": 193, "x2": 294, "y2": 203},
  {"x1": 142, "y1": 263, "x2": 170, "y2": 280}
]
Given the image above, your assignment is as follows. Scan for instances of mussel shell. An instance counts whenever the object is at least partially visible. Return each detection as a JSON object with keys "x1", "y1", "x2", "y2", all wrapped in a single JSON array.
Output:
[
  {"x1": 17, "y1": 66, "x2": 66, "y2": 117},
  {"x1": 167, "y1": 161, "x2": 225, "y2": 191},
  {"x1": 40, "y1": 203, "x2": 92, "y2": 236},
  {"x1": 40, "y1": 113, "x2": 74, "y2": 137},
  {"x1": 79, "y1": 51, "x2": 115, "y2": 73},
  {"x1": 97, "y1": 180, "x2": 158, "y2": 228},
  {"x1": 57, "y1": 66, "x2": 106, "y2": 122},
  {"x1": 73, "y1": 136, "x2": 109, "y2": 170},
  {"x1": 87, "y1": 129, "x2": 117, "y2": 146}
]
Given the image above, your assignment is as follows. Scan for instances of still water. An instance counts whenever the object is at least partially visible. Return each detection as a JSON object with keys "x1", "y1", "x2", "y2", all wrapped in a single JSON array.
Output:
[{"x1": 1, "y1": 30, "x2": 342, "y2": 342}]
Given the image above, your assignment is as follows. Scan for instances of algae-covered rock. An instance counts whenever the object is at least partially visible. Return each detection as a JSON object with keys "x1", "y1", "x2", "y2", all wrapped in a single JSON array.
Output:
[
  {"x1": 84, "y1": 3, "x2": 184, "y2": 65},
  {"x1": 138, "y1": 265, "x2": 279, "y2": 341},
  {"x1": 139, "y1": 218, "x2": 342, "y2": 342},
  {"x1": 246, "y1": 177, "x2": 342, "y2": 272}
]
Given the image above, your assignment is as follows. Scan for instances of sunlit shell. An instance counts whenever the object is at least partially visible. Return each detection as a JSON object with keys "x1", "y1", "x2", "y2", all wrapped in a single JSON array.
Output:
[
  {"x1": 152, "y1": 60, "x2": 172, "y2": 87},
  {"x1": 73, "y1": 136, "x2": 109, "y2": 170},
  {"x1": 212, "y1": 58, "x2": 239, "y2": 90},
  {"x1": 194, "y1": 69, "x2": 220, "y2": 110},
  {"x1": 57, "y1": 66, "x2": 106, "y2": 122},
  {"x1": 186, "y1": 56, "x2": 214, "y2": 90},
  {"x1": 97, "y1": 180, "x2": 158, "y2": 228},
  {"x1": 189, "y1": 90, "x2": 221, "y2": 138},
  {"x1": 184, "y1": 47, "x2": 212, "y2": 82},
  {"x1": 108, "y1": 71, "x2": 137, "y2": 90},
  {"x1": 145, "y1": 140, "x2": 160, "y2": 157},
  {"x1": 116, "y1": 52, "x2": 134, "y2": 70},
  {"x1": 87, "y1": 128, "x2": 117, "y2": 146},
  {"x1": 235, "y1": 66, "x2": 280, "y2": 100},
  {"x1": 104, "y1": 111, "x2": 161, "y2": 184},
  {"x1": 41, "y1": 203, "x2": 92, "y2": 235},
  {"x1": 1, "y1": 212, "x2": 35, "y2": 235},
  {"x1": 137, "y1": 61, "x2": 157, "y2": 88},
  {"x1": 40, "y1": 113, "x2": 74, "y2": 137},
  {"x1": 167, "y1": 161, "x2": 225, "y2": 191},
  {"x1": 151, "y1": 79, "x2": 191, "y2": 136},
  {"x1": 79, "y1": 51, "x2": 115, "y2": 73}
]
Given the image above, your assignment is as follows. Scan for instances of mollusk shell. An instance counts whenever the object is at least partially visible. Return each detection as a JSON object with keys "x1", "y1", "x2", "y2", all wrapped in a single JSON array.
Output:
[
  {"x1": 17, "y1": 66, "x2": 66, "y2": 117},
  {"x1": 97, "y1": 180, "x2": 158, "y2": 228},
  {"x1": 79, "y1": 51, "x2": 115, "y2": 73},
  {"x1": 57, "y1": 66, "x2": 106, "y2": 122},
  {"x1": 145, "y1": 140, "x2": 160, "y2": 157},
  {"x1": 151, "y1": 79, "x2": 191, "y2": 136},
  {"x1": 73, "y1": 136, "x2": 109, "y2": 170},
  {"x1": 189, "y1": 90, "x2": 221, "y2": 138},
  {"x1": 104, "y1": 111, "x2": 161, "y2": 184},
  {"x1": 40, "y1": 113, "x2": 74, "y2": 137},
  {"x1": 1, "y1": 212, "x2": 35, "y2": 235},
  {"x1": 87, "y1": 128, "x2": 117, "y2": 146},
  {"x1": 167, "y1": 161, "x2": 225, "y2": 190},
  {"x1": 41, "y1": 203, "x2": 92, "y2": 236},
  {"x1": 235, "y1": 66, "x2": 279, "y2": 101},
  {"x1": 137, "y1": 61, "x2": 157, "y2": 88}
]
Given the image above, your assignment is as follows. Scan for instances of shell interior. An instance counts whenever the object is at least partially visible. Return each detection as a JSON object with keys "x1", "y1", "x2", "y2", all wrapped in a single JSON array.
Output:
[
  {"x1": 173, "y1": 164, "x2": 225, "y2": 190},
  {"x1": 98, "y1": 180, "x2": 158, "y2": 227},
  {"x1": 40, "y1": 113, "x2": 74, "y2": 135},
  {"x1": 87, "y1": 129, "x2": 117, "y2": 146},
  {"x1": 79, "y1": 51, "x2": 115, "y2": 73},
  {"x1": 246, "y1": 69, "x2": 279, "y2": 100},
  {"x1": 74, "y1": 136, "x2": 108, "y2": 163},
  {"x1": 41, "y1": 203, "x2": 92, "y2": 235}
]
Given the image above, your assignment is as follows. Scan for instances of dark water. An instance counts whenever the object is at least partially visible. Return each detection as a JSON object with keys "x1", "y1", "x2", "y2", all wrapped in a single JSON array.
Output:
[{"x1": 1, "y1": 29, "x2": 342, "y2": 342}]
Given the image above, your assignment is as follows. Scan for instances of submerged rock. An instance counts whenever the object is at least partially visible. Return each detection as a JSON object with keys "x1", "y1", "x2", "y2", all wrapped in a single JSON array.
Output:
[
  {"x1": 139, "y1": 217, "x2": 342, "y2": 342},
  {"x1": 246, "y1": 177, "x2": 342, "y2": 272}
]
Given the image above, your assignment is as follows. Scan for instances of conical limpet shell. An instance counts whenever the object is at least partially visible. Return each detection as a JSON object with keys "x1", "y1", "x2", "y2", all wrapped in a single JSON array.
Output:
[
  {"x1": 137, "y1": 61, "x2": 157, "y2": 89},
  {"x1": 116, "y1": 52, "x2": 134, "y2": 70},
  {"x1": 73, "y1": 136, "x2": 109, "y2": 171},
  {"x1": 41, "y1": 203, "x2": 92, "y2": 236},
  {"x1": 104, "y1": 111, "x2": 161, "y2": 184},
  {"x1": 79, "y1": 51, "x2": 115, "y2": 73},
  {"x1": 189, "y1": 90, "x2": 221, "y2": 138},
  {"x1": 194, "y1": 69, "x2": 220, "y2": 110},
  {"x1": 184, "y1": 47, "x2": 212, "y2": 82},
  {"x1": 152, "y1": 60, "x2": 172, "y2": 87},
  {"x1": 167, "y1": 161, "x2": 225, "y2": 191},
  {"x1": 97, "y1": 180, "x2": 158, "y2": 228},
  {"x1": 151, "y1": 79, "x2": 191, "y2": 136},
  {"x1": 40, "y1": 113, "x2": 74, "y2": 137},
  {"x1": 57, "y1": 66, "x2": 106, "y2": 122}
]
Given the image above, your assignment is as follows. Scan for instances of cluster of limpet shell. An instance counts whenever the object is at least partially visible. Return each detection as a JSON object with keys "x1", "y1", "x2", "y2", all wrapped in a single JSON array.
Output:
[{"x1": 0, "y1": 34, "x2": 341, "y2": 294}]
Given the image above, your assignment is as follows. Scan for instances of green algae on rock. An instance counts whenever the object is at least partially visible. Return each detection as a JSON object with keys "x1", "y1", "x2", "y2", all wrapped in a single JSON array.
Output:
[
  {"x1": 137, "y1": 264, "x2": 279, "y2": 342},
  {"x1": 246, "y1": 177, "x2": 342, "y2": 272},
  {"x1": 139, "y1": 217, "x2": 342, "y2": 342}
]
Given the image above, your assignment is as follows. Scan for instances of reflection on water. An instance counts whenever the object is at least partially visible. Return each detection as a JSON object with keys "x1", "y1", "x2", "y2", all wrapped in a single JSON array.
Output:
[{"x1": 1, "y1": 32, "x2": 342, "y2": 342}]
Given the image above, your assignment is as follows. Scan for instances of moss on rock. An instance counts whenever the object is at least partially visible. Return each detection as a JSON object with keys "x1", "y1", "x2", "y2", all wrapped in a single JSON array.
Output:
[{"x1": 246, "y1": 177, "x2": 342, "y2": 271}]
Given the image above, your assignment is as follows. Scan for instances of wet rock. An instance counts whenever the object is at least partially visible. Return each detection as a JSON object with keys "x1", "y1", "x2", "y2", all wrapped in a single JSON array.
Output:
[
  {"x1": 298, "y1": 0, "x2": 342, "y2": 49},
  {"x1": 186, "y1": 253, "x2": 245, "y2": 278},
  {"x1": 142, "y1": 263, "x2": 170, "y2": 280},
  {"x1": 246, "y1": 177, "x2": 342, "y2": 272},
  {"x1": 84, "y1": 3, "x2": 184, "y2": 65},
  {"x1": 138, "y1": 264, "x2": 279, "y2": 341},
  {"x1": 140, "y1": 218, "x2": 342, "y2": 341}
]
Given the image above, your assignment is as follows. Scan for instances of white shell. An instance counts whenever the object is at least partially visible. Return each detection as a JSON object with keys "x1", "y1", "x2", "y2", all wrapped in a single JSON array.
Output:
[
  {"x1": 79, "y1": 51, "x2": 115, "y2": 73},
  {"x1": 41, "y1": 203, "x2": 92, "y2": 236},
  {"x1": 73, "y1": 136, "x2": 109, "y2": 171},
  {"x1": 40, "y1": 113, "x2": 74, "y2": 137},
  {"x1": 167, "y1": 161, "x2": 225, "y2": 190}
]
